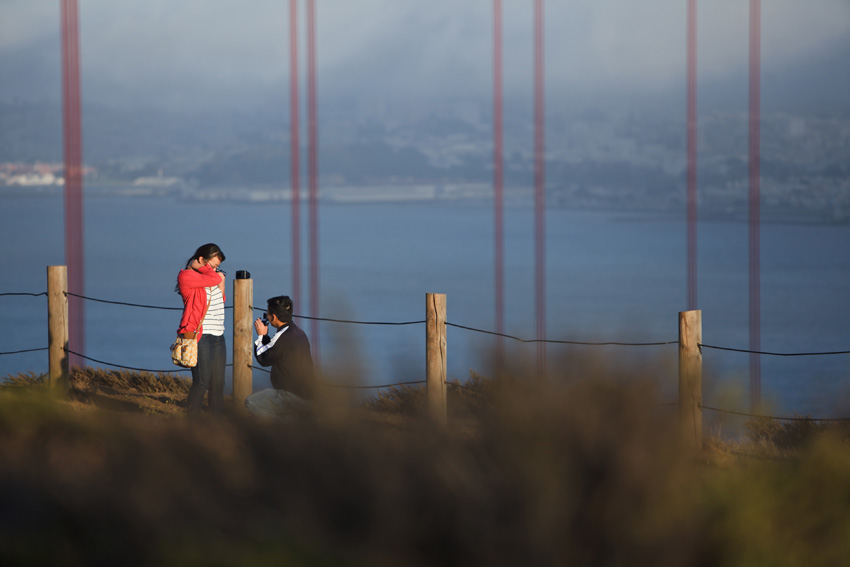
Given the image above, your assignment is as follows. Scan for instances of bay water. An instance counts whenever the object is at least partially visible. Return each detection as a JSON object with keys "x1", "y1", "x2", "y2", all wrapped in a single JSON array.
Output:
[{"x1": 1, "y1": 191, "x2": 848, "y2": 420}]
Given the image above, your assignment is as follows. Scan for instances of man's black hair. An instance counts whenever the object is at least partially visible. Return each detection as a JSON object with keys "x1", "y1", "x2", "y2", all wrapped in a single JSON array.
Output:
[{"x1": 267, "y1": 295, "x2": 294, "y2": 324}]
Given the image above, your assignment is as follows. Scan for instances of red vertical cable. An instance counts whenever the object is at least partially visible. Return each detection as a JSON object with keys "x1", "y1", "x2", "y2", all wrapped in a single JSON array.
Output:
[
  {"x1": 687, "y1": 0, "x2": 698, "y2": 311},
  {"x1": 307, "y1": 0, "x2": 319, "y2": 363},
  {"x1": 289, "y1": 0, "x2": 301, "y2": 310},
  {"x1": 493, "y1": 0, "x2": 504, "y2": 362},
  {"x1": 61, "y1": 0, "x2": 85, "y2": 367},
  {"x1": 72, "y1": 0, "x2": 84, "y2": 366},
  {"x1": 534, "y1": 0, "x2": 546, "y2": 374},
  {"x1": 61, "y1": 0, "x2": 70, "y2": 265},
  {"x1": 748, "y1": 0, "x2": 761, "y2": 409}
]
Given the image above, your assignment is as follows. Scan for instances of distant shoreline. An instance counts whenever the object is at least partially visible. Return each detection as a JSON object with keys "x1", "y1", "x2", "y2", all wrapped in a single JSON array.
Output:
[{"x1": 2, "y1": 182, "x2": 846, "y2": 225}]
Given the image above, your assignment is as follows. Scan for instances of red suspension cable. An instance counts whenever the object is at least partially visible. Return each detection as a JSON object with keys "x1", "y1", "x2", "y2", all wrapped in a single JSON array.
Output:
[
  {"x1": 61, "y1": 0, "x2": 85, "y2": 367},
  {"x1": 534, "y1": 0, "x2": 546, "y2": 374},
  {"x1": 687, "y1": 0, "x2": 698, "y2": 311},
  {"x1": 307, "y1": 0, "x2": 320, "y2": 363},
  {"x1": 748, "y1": 0, "x2": 762, "y2": 409},
  {"x1": 493, "y1": 0, "x2": 504, "y2": 361},
  {"x1": 290, "y1": 0, "x2": 301, "y2": 309}
]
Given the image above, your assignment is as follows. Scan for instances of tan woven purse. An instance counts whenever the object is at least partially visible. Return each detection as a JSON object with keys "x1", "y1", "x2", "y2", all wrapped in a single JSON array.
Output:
[{"x1": 171, "y1": 291, "x2": 212, "y2": 368}]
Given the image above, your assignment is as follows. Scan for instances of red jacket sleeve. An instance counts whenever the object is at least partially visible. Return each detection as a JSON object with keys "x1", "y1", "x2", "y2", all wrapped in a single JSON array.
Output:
[{"x1": 178, "y1": 264, "x2": 221, "y2": 290}]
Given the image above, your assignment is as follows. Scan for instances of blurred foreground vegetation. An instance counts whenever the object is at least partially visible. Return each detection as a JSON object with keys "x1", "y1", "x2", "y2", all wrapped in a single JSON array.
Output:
[{"x1": 1, "y1": 358, "x2": 849, "y2": 566}]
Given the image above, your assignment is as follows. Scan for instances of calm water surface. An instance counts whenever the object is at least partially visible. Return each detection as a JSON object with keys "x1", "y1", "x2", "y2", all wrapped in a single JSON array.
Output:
[{"x1": 1, "y1": 193, "x2": 848, "y2": 420}]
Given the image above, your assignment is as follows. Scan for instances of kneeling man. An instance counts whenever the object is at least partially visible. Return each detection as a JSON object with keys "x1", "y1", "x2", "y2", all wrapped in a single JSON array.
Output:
[{"x1": 245, "y1": 295, "x2": 315, "y2": 418}]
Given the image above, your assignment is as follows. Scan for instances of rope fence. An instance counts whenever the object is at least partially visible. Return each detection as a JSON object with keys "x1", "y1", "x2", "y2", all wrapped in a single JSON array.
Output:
[
  {"x1": 65, "y1": 291, "x2": 186, "y2": 311},
  {"x1": 0, "y1": 347, "x2": 49, "y2": 356},
  {"x1": 64, "y1": 349, "x2": 192, "y2": 374},
  {"x1": 6, "y1": 289, "x2": 848, "y2": 355},
  {"x1": 699, "y1": 343, "x2": 850, "y2": 357},
  {"x1": 700, "y1": 404, "x2": 850, "y2": 423},
  {"x1": 292, "y1": 313, "x2": 426, "y2": 326},
  {"x1": 3, "y1": 281, "x2": 849, "y2": 431},
  {"x1": 446, "y1": 321, "x2": 677, "y2": 346}
]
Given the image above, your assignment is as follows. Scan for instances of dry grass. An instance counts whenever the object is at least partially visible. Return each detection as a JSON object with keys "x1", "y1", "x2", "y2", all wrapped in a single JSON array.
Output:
[
  {"x1": 1, "y1": 356, "x2": 848, "y2": 566},
  {"x1": 2, "y1": 368, "x2": 191, "y2": 416}
]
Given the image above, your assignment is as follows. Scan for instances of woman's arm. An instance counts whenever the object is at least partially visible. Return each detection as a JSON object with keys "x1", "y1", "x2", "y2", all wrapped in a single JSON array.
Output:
[{"x1": 178, "y1": 264, "x2": 221, "y2": 290}]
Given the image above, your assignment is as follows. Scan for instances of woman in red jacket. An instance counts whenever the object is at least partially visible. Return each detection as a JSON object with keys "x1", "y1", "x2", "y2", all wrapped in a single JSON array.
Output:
[{"x1": 176, "y1": 243, "x2": 227, "y2": 414}]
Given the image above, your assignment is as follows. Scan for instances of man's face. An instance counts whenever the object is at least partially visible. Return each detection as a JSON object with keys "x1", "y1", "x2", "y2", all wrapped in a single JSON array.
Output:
[{"x1": 266, "y1": 311, "x2": 282, "y2": 327}]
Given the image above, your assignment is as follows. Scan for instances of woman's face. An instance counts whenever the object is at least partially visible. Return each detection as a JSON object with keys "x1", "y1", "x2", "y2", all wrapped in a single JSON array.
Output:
[{"x1": 202, "y1": 254, "x2": 223, "y2": 269}]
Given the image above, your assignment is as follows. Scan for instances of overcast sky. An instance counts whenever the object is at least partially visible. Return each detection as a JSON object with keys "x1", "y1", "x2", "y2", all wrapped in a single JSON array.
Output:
[{"x1": 1, "y1": 0, "x2": 848, "y2": 111}]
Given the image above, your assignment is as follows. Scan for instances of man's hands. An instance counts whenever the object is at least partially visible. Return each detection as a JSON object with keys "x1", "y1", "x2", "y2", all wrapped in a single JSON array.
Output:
[{"x1": 254, "y1": 318, "x2": 269, "y2": 336}]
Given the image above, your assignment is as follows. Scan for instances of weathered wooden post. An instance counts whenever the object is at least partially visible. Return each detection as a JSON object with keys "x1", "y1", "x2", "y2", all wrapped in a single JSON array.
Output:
[
  {"x1": 232, "y1": 276, "x2": 254, "y2": 410},
  {"x1": 47, "y1": 265, "x2": 70, "y2": 392},
  {"x1": 426, "y1": 293, "x2": 447, "y2": 425},
  {"x1": 678, "y1": 309, "x2": 703, "y2": 449}
]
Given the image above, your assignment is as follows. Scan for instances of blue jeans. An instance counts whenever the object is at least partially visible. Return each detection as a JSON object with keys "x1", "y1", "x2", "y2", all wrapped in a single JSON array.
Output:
[
  {"x1": 187, "y1": 334, "x2": 226, "y2": 413},
  {"x1": 245, "y1": 388, "x2": 309, "y2": 420}
]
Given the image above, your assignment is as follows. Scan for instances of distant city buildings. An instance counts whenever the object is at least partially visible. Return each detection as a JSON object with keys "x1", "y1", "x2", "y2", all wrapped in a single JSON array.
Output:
[
  {"x1": 1, "y1": 107, "x2": 847, "y2": 221},
  {"x1": 0, "y1": 162, "x2": 97, "y2": 187}
]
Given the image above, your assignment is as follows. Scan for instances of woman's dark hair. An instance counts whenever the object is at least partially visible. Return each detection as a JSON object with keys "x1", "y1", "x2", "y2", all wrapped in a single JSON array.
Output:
[
  {"x1": 186, "y1": 243, "x2": 225, "y2": 269},
  {"x1": 175, "y1": 243, "x2": 225, "y2": 294},
  {"x1": 267, "y1": 295, "x2": 294, "y2": 324}
]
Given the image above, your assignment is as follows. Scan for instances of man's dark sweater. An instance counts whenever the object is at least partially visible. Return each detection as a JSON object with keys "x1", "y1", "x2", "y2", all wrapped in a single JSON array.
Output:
[{"x1": 254, "y1": 322, "x2": 315, "y2": 400}]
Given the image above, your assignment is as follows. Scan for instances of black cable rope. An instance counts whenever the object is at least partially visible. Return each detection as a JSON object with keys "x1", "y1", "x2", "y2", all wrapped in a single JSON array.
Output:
[
  {"x1": 65, "y1": 292, "x2": 184, "y2": 311},
  {"x1": 17, "y1": 344, "x2": 849, "y2": 421},
  {"x1": 446, "y1": 322, "x2": 678, "y2": 346},
  {"x1": 248, "y1": 306, "x2": 425, "y2": 326},
  {"x1": 0, "y1": 347, "x2": 49, "y2": 356},
  {"x1": 10, "y1": 293, "x2": 847, "y2": 356},
  {"x1": 63, "y1": 349, "x2": 189, "y2": 373},
  {"x1": 298, "y1": 315, "x2": 426, "y2": 326},
  {"x1": 700, "y1": 404, "x2": 850, "y2": 422},
  {"x1": 699, "y1": 343, "x2": 850, "y2": 357},
  {"x1": 0, "y1": 292, "x2": 47, "y2": 297},
  {"x1": 64, "y1": 348, "x2": 233, "y2": 374}
]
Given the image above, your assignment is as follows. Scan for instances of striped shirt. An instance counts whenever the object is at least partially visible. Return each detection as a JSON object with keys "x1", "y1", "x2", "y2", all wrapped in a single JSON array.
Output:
[{"x1": 203, "y1": 286, "x2": 226, "y2": 336}]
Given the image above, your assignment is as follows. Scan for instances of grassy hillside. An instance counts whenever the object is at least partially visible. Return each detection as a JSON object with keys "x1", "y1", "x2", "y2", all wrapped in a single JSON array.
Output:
[{"x1": 1, "y1": 360, "x2": 848, "y2": 566}]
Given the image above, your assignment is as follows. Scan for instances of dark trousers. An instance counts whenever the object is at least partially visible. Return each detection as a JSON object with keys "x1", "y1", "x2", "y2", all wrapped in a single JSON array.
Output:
[{"x1": 187, "y1": 334, "x2": 226, "y2": 413}]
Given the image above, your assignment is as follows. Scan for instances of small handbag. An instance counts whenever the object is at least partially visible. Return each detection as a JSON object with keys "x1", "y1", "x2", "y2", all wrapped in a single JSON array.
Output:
[{"x1": 171, "y1": 291, "x2": 212, "y2": 368}]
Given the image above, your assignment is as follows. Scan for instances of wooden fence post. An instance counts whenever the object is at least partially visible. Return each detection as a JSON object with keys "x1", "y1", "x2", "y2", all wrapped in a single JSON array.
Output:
[
  {"x1": 678, "y1": 309, "x2": 703, "y2": 449},
  {"x1": 426, "y1": 293, "x2": 447, "y2": 425},
  {"x1": 47, "y1": 265, "x2": 69, "y2": 392},
  {"x1": 232, "y1": 277, "x2": 254, "y2": 410}
]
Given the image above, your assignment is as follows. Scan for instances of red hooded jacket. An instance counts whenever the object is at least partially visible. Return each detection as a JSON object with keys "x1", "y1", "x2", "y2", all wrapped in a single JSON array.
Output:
[{"x1": 176, "y1": 264, "x2": 224, "y2": 340}]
